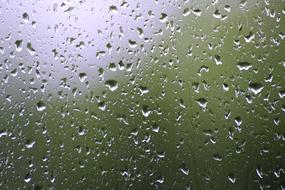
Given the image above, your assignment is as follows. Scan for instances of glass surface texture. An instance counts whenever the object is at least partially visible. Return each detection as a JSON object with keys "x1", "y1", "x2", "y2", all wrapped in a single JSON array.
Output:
[{"x1": 0, "y1": 0, "x2": 285, "y2": 189}]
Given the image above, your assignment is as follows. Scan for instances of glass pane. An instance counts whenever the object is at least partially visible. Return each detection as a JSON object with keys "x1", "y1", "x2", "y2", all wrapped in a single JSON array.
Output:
[{"x1": 0, "y1": 0, "x2": 284, "y2": 189}]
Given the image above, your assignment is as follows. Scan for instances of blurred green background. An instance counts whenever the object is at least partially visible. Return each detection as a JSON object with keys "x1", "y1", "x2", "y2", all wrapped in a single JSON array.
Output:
[{"x1": 0, "y1": 0, "x2": 285, "y2": 189}]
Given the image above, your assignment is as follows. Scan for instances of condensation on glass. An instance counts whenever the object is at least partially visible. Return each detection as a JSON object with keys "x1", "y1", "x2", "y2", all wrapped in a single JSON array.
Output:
[{"x1": 0, "y1": 0, "x2": 284, "y2": 189}]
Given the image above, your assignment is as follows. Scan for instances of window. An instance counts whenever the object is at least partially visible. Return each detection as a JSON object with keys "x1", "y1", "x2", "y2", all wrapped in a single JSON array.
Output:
[{"x1": 0, "y1": 0, "x2": 284, "y2": 189}]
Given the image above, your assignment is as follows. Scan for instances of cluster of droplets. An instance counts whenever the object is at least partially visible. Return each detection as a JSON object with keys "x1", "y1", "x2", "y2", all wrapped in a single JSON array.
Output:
[{"x1": 0, "y1": 0, "x2": 285, "y2": 189}]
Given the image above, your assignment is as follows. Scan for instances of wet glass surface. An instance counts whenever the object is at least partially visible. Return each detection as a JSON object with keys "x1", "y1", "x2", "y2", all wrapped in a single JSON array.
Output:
[{"x1": 0, "y1": 0, "x2": 285, "y2": 189}]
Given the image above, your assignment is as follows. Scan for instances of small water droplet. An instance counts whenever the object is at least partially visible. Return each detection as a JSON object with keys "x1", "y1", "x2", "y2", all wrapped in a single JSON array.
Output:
[
  {"x1": 22, "y1": 13, "x2": 29, "y2": 23},
  {"x1": 79, "y1": 73, "x2": 87, "y2": 82},
  {"x1": 36, "y1": 101, "x2": 46, "y2": 111},
  {"x1": 196, "y1": 98, "x2": 208, "y2": 110},
  {"x1": 249, "y1": 82, "x2": 264, "y2": 95},
  {"x1": 15, "y1": 40, "x2": 23, "y2": 52},
  {"x1": 25, "y1": 139, "x2": 35, "y2": 149},
  {"x1": 27, "y1": 42, "x2": 36, "y2": 55},
  {"x1": 105, "y1": 80, "x2": 118, "y2": 91},
  {"x1": 228, "y1": 173, "x2": 236, "y2": 183},
  {"x1": 237, "y1": 62, "x2": 252, "y2": 71}
]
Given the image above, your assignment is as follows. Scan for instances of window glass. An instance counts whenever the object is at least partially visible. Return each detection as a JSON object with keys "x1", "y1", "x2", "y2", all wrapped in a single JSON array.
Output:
[{"x1": 0, "y1": 0, "x2": 284, "y2": 189}]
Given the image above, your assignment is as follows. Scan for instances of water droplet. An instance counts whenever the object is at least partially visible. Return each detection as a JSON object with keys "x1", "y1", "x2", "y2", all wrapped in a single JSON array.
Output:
[
  {"x1": 24, "y1": 174, "x2": 31, "y2": 183},
  {"x1": 105, "y1": 80, "x2": 118, "y2": 91},
  {"x1": 192, "y1": 8, "x2": 201, "y2": 16},
  {"x1": 214, "y1": 55, "x2": 223, "y2": 65},
  {"x1": 15, "y1": 40, "x2": 23, "y2": 52},
  {"x1": 109, "y1": 5, "x2": 118, "y2": 13},
  {"x1": 142, "y1": 105, "x2": 151, "y2": 117},
  {"x1": 237, "y1": 62, "x2": 252, "y2": 71},
  {"x1": 22, "y1": 13, "x2": 29, "y2": 23},
  {"x1": 25, "y1": 139, "x2": 35, "y2": 149},
  {"x1": 27, "y1": 42, "x2": 36, "y2": 55},
  {"x1": 249, "y1": 82, "x2": 264, "y2": 95},
  {"x1": 128, "y1": 40, "x2": 137, "y2": 48},
  {"x1": 79, "y1": 73, "x2": 87, "y2": 82},
  {"x1": 197, "y1": 98, "x2": 208, "y2": 110},
  {"x1": 36, "y1": 101, "x2": 46, "y2": 111},
  {"x1": 160, "y1": 13, "x2": 168, "y2": 22},
  {"x1": 179, "y1": 164, "x2": 190, "y2": 175},
  {"x1": 228, "y1": 173, "x2": 236, "y2": 183}
]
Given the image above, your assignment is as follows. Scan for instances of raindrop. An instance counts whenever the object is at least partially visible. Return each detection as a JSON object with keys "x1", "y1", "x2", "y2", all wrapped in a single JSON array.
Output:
[
  {"x1": 22, "y1": 13, "x2": 29, "y2": 23},
  {"x1": 160, "y1": 13, "x2": 168, "y2": 22},
  {"x1": 24, "y1": 174, "x2": 31, "y2": 183},
  {"x1": 15, "y1": 40, "x2": 23, "y2": 52},
  {"x1": 228, "y1": 173, "x2": 236, "y2": 183},
  {"x1": 142, "y1": 105, "x2": 151, "y2": 117},
  {"x1": 36, "y1": 101, "x2": 46, "y2": 111},
  {"x1": 237, "y1": 62, "x2": 252, "y2": 71},
  {"x1": 27, "y1": 42, "x2": 36, "y2": 55},
  {"x1": 105, "y1": 80, "x2": 118, "y2": 91},
  {"x1": 109, "y1": 5, "x2": 118, "y2": 13},
  {"x1": 249, "y1": 82, "x2": 264, "y2": 95},
  {"x1": 25, "y1": 139, "x2": 35, "y2": 149},
  {"x1": 79, "y1": 72, "x2": 87, "y2": 82},
  {"x1": 196, "y1": 98, "x2": 208, "y2": 110}
]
